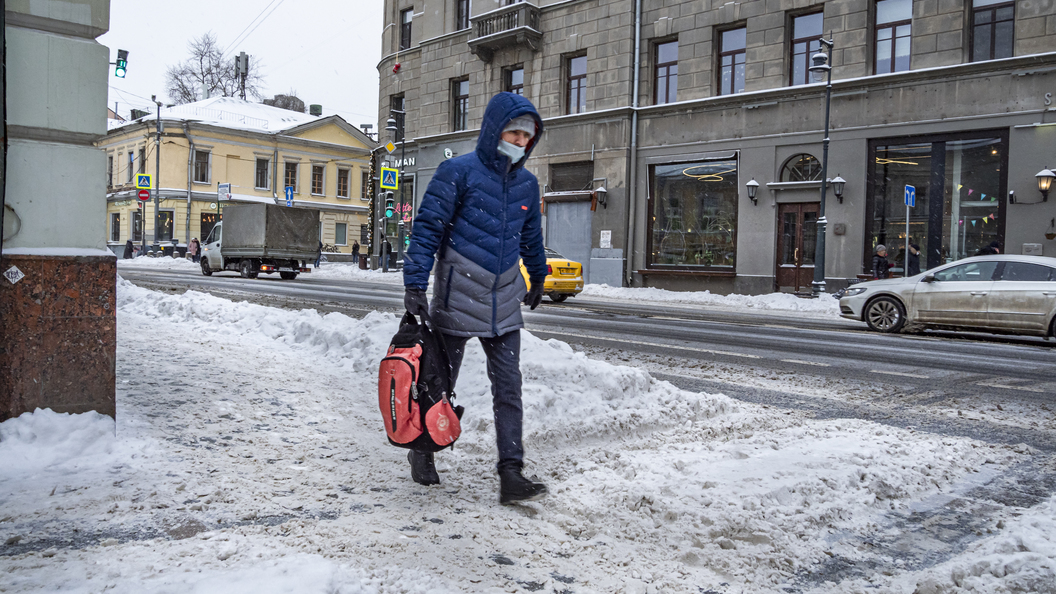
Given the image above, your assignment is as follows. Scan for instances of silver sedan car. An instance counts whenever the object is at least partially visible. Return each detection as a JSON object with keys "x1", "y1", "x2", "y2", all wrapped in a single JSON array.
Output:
[{"x1": 839, "y1": 255, "x2": 1056, "y2": 337}]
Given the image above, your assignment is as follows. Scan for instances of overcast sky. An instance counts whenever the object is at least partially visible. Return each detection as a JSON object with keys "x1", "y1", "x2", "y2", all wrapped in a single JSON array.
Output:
[{"x1": 99, "y1": 0, "x2": 384, "y2": 130}]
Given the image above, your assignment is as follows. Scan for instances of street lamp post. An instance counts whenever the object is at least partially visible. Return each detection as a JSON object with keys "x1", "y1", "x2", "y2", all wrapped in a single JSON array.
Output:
[
  {"x1": 386, "y1": 108, "x2": 407, "y2": 270},
  {"x1": 151, "y1": 95, "x2": 163, "y2": 255},
  {"x1": 809, "y1": 36, "x2": 835, "y2": 297}
]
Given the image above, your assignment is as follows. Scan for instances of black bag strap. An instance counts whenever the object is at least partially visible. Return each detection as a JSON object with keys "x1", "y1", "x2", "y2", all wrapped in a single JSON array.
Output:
[{"x1": 407, "y1": 309, "x2": 456, "y2": 399}]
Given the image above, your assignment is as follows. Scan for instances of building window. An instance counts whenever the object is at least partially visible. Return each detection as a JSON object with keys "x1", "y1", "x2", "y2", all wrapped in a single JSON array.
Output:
[
  {"x1": 131, "y1": 210, "x2": 143, "y2": 242},
  {"x1": 566, "y1": 54, "x2": 587, "y2": 115},
  {"x1": 391, "y1": 94, "x2": 405, "y2": 140},
  {"x1": 110, "y1": 213, "x2": 121, "y2": 242},
  {"x1": 138, "y1": 147, "x2": 146, "y2": 174},
  {"x1": 790, "y1": 12, "x2": 824, "y2": 86},
  {"x1": 719, "y1": 28, "x2": 747, "y2": 96},
  {"x1": 875, "y1": 0, "x2": 911, "y2": 74},
  {"x1": 400, "y1": 8, "x2": 413, "y2": 50},
  {"x1": 127, "y1": 152, "x2": 135, "y2": 183},
  {"x1": 193, "y1": 149, "x2": 210, "y2": 183},
  {"x1": 361, "y1": 171, "x2": 370, "y2": 200},
  {"x1": 654, "y1": 41, "x2": 678, "y2": 105},
  {"x1": 549, "y1": 161, "x2": 594, "y2": 192},
  {"x1": 649, "y1": 158, "x2": 739, "y2": 269},
  {"x1": 452, "y1": 78, "x2": 469, "y2": 131},
  {"x1": 506, "y1": 66, "x2": 524, "y2": 95},
  {"x1": 107, "y1": 155, "x2": 114, "y2": 186},
  {"x1": 335, "y1": 222, "x2": 348, "y2": 246},
  {"x1": 971, "y1": 0, "x2": 1014, "y2": 62},
  {"x1": 157, "y1": 210, "x2": 174, "y2": 242},
  {"x1": 312, "y1": 164, "x2": 325, "y2": 195},
  {"x1": 867, "y1": 133, "x2": 1007, "y2": 272},
  {"x1": 781, "y1": 154, "x2": 823, "y2": 181},
  {"x1": 284, "y1": 162, "x2": 298, "y2": 192},
  {"x1": 361, "y1": 224, "x2": 370, "y2": 246},
  {"x1": 337, "y1": 168, "x2": 350, "y2": 199},
  {"x1": 456, "y1": 0, "x2": 470, "y2": 30},
  {"x1": 255, "y1": 158, "x2": 270, "y2": 190}
]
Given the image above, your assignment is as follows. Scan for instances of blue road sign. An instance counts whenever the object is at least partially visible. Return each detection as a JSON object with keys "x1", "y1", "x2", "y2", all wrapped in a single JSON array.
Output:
[
  {"x1": 380, "y1": 167, "x2": 399, "y2": 190},
  {"x1": 285, "y1": 186, "x2": 294, "y2": 207},
  {"x1": 136, "y1": 174, "x2": 152, "y2": 189},
  {"x1": 905, "y1": 185, "x2": 916, "y2": 208}
]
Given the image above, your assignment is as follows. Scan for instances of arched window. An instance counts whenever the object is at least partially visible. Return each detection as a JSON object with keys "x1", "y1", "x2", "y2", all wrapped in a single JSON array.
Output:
[{"x1": 781, "y1": 154, "x2": 822, "y2": 182}]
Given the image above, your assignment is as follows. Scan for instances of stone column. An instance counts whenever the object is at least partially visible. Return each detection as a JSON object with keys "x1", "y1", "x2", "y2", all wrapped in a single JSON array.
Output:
[{"x1": 1, "y1": 1, "x2": 115, "y2": 421}]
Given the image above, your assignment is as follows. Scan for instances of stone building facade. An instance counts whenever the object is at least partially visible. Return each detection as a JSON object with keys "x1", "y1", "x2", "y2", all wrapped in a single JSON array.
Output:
[{"x1": 378, "y1": 0, "x2": 1056, "y2": 294}]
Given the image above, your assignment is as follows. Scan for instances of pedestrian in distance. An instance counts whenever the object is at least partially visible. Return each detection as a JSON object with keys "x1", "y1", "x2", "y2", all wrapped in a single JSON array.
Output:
[
  {"x1": 906, "y1": 242, "x2": 920, "y2": 277},
  {"x1": 122, "y1": 240, "x2": 134, "y2": 260},
  {"x1": 402, "y1": 92, "x2": 548, "y2": 505},
  {"x1": 975, "y1": 240, "x2": 1001, "y2": 256},
  {"x1": 315, "y1": 240, "x2": 322, "y2": 268},
  {"x1": 188, "y1": 237, "x2": 200, "y2": 263},
  {"x1": 872, "y1": 244, "x2": 893, "y2": 279},
  {"x1": 351, "y1": 240, "x2": 360, "y2": 265}
]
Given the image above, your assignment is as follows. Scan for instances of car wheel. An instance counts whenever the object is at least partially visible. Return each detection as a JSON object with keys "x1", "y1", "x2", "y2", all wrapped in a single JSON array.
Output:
[
  {"x1": 549, "y1": 293, "x2": 568, "y2": 303},
  {"x1": 200, "y1": 257, "x2": 212, "y2": 276},
  {"x1": 279, "y1": 271, "x2": 297, "y2": 280},
  {"x1": 864, "y1": 296, "x2": 906, "y2": 333},
  {"x1": 240, "y1": 259, "x2": 258, "y2": 279}
]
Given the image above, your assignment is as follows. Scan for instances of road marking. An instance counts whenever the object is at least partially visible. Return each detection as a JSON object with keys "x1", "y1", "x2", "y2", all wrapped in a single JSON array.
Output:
[
  {"x1": 781, "y1": 359, "x2": 831, "y2": 367},
  {"x1": 533, "y1": 331, "x2": 761, "y2": 359},
  {"x1": 977, "y1": 381, "x2": 1050, "y2": 394},
  {"x1": 870, "y1": 370, "x2": 931, "y2": 379}
]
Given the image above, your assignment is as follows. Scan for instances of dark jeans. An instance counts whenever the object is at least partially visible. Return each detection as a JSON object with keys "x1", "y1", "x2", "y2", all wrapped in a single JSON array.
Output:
[{"x1": 442, "y1": 330, "x2": 523, "y2": 473}]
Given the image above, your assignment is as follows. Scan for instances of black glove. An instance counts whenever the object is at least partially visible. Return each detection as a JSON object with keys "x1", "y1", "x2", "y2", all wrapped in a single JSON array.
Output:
[
  {"x1": 523, "y1": 282, "x2": 544, "y2": 310},
  {"x1": 404, "y1": 288, "x2": 429, "y2": 316}
]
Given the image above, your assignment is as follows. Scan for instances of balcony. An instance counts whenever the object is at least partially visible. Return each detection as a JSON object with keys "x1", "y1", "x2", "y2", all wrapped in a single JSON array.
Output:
[{"x1": 467, "y1": 2, "x2": 541, "y2": 63}]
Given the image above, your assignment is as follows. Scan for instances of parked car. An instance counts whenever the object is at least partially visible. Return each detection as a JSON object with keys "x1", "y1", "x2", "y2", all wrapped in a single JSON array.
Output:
[
  {"x1": 520, "y1": 247, "x2": 584, "y2": 303},
  {"x1": 839, "y1": 255, "x2": 1056, "y2": 337}
]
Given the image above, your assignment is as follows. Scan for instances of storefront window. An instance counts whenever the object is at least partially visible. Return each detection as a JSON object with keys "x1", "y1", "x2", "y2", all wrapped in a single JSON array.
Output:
[
  {"x1": 868, "y1": 133, "x2": 1006, "y2": 273},
  {"x1": 649, "y1": 158, "x2": 738, "y2": 269}
]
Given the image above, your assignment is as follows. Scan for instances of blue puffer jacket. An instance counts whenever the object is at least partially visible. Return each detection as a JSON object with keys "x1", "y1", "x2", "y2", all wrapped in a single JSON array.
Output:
[{"x1": 404, "y1": 92, "x2": 547, "y2": 337}]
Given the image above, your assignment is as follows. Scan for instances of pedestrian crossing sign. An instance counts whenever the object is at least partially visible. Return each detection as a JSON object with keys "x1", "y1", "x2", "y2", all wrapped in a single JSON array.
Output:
[
  {"x1": 136, "y1": 174, "x2": 152, "y2": 189},
  {"x1": 380, "y1": 167, "x2": 398, "y2": 190}
]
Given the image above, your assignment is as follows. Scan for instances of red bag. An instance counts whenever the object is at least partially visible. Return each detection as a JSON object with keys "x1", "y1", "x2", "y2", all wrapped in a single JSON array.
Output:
[{"x1": 378, "y1": 313, "x2": 463, "y2": 451}]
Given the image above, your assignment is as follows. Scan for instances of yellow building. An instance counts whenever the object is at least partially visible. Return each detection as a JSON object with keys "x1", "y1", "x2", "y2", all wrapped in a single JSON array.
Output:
[{"x1": 99, "y1": 97, "x2": 376, "y2": 256}]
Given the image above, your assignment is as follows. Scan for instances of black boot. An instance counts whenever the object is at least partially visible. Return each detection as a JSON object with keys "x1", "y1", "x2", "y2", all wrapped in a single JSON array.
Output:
[
  {"x1": 408, "y1": 450, "x2": 440, "y2": 485},
  {"x1": 499, "y1": 467, "x2": 548, "y2": 505}
]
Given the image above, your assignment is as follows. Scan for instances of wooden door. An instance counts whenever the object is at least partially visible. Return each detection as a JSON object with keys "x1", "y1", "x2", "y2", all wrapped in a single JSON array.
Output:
[{"x1": 776, "y1": 202, "x2": 820, "y2": 292}]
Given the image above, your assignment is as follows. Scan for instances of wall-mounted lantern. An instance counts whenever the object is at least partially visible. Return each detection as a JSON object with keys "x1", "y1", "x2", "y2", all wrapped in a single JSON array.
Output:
[{"x1": 746, "y1": 178, "x2": 759, "y2": 205}]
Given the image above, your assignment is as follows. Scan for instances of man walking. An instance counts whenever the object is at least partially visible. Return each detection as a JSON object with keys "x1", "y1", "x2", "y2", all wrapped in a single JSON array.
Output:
[{"x1": 402, "y1": 92, "x2": 548, "y2": 505}]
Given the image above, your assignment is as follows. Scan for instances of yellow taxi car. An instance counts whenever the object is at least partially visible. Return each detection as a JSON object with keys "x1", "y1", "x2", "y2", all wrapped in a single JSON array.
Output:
[{"x1": 520, "y1": 247, "x2": 584, "y2": 303}]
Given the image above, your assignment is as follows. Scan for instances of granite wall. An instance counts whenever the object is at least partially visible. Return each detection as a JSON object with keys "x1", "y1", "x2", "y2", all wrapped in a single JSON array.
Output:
[{"x1": 0, "y1": 254, "x2": 116, "y2": 421}]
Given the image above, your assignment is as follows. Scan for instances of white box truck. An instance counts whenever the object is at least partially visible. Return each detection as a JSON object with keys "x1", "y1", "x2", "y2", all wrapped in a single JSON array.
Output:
[{"x1": 200, "y1": 203, "x2": 318, "y2": 280}]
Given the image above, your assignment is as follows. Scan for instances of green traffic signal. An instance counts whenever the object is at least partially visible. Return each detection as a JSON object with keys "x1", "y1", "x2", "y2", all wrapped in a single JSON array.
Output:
[
  {"x1": 115, "y1": 49, "x2": 128, "y2": 78},
  {"x1": 384, "y1": 192, "x2": 394, "y2": 218}
]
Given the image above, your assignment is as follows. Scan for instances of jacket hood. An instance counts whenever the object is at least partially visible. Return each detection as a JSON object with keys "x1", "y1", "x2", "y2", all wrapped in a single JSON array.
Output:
[{"x1": 476, "y1": 92, "x2": 543, "y2": 173}]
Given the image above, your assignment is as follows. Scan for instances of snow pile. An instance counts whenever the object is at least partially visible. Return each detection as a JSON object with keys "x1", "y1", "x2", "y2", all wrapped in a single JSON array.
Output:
[
  {"x1": 583, "y1": 283, "x2": 841, "y2": 315},
  {"x1": 116, "y1": 256, "x2": 200, "y2": 271},
  {"x1": 0, "y1": 409, "x2": 120, "y2": 476},
  {"x1": 0, "y1": 278, "x2": 1048, "y2": 593}
]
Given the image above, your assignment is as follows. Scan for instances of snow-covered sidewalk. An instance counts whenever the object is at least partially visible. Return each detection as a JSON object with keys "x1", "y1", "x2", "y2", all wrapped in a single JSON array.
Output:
[{"x1": 2, "y1": 278, "x2": 1054, "y2": 593}]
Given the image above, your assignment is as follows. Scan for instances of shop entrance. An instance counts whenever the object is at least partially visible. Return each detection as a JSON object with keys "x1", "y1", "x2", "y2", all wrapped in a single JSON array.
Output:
[{"x1": 775, "y1": 202, "x2": 819, "y2": 293}]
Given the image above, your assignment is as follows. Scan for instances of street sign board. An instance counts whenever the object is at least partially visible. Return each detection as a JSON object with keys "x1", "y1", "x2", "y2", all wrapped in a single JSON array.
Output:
[
  {"x1": 285, "y1": 186, "x2": 294, "y2": 207},
  {"x1": 905, "y1": 185, "x2": 916, "y2": 208},
  {"x1": 385, "y1": 142, "x2": 396, "y2": 154},
  {"x1": 380, "y1": 167, "x2": 399, "y2": 190},
  {"x1": 135, "y1": 174, "x2": 152, "y2": 189},
  {"x1": 217, "y1": 183, "x2": 231, "y2": 201},
  {"x1": 137, "y1": 189, "x2": 150, "y2": 201}
]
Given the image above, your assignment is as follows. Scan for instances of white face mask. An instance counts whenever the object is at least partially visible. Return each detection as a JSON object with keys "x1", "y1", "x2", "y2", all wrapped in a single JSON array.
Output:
[{"x1": 496, "y1": 139, "x2": 526, "y2": 163}]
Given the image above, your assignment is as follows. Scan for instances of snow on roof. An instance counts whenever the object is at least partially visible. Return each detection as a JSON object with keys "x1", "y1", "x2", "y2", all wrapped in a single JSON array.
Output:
[{"x1": 109, "y1": 96, "x2": 321, "y2": 134}]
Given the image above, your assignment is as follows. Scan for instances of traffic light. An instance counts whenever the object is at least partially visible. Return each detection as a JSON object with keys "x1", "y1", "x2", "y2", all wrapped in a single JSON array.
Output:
[
  {"x1": 384, "y1": 192, "x2": 395, "y2": 218},
  {"x1": 114, "y1": 50, "x2": 128, "y2": 78}
]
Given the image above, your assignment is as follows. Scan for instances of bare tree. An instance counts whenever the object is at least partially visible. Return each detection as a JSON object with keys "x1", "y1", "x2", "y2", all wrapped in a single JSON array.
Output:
[
  {"x1": 263, "y1": 90, "x2": 306, "y2": 113},
  {"x1": 165, "y1": 33, "x2": 265, "y2": 104}
]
